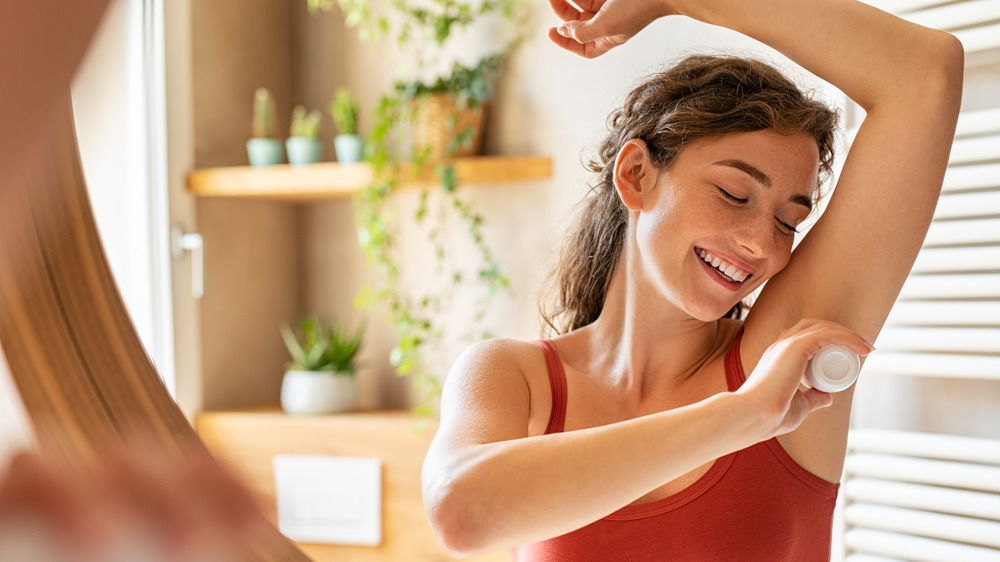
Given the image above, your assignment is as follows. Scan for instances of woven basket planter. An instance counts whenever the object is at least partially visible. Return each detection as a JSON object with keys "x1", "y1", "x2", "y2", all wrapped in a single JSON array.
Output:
[{"x1": 411, "y1": 93, "x2": 487, "y2": 160}]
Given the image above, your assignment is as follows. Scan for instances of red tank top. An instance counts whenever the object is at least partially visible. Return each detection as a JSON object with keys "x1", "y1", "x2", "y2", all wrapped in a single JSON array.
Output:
[{"x1": 510, "y1": 330, "x2": 839, "y2": 561}]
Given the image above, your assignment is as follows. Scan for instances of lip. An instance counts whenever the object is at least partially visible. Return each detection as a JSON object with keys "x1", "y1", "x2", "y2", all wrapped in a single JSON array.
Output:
[
  {"x1": 694, "y1": 247, "x2": 756, "y2": 276},
  {"x1": 693, "y1": 247, "x2": 755, "y2": 292}
]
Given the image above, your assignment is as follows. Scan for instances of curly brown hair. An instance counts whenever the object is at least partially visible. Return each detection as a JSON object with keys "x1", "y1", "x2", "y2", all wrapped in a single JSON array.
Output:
[{"x1": 540, "y1": 54, "x2": 839, "y2": 335}]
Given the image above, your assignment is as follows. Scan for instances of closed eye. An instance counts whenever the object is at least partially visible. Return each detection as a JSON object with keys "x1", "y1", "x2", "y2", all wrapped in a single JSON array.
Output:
[
  {"x1": 777, "y1": 219, "x2": 799, "y2": 234},
  {"x1": 717, "y1": 187, "x2": 747, "y2": 204}
]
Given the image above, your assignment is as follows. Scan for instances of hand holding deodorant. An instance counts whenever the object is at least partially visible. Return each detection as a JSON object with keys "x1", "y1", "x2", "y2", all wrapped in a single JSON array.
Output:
[{"x1": 803, "y1": 345, "x2": 861, "y2": 392}]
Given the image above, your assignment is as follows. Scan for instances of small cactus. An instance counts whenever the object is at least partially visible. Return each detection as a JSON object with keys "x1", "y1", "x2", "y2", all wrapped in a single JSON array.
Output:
[
  {"x1": 290, "y1": 105, "x2": 322, "y2": 138},
  {"x1": 252, "y1": 88, "x2": 277, "y2": 138},
  {"x1": 329, "y1": 88, "x2": 360, "y2": 136}
]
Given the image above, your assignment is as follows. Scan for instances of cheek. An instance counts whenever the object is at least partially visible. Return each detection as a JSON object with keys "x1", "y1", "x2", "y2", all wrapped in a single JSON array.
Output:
[{"x1": 771, "y1": 238, "x2": 795, "y2": 272}]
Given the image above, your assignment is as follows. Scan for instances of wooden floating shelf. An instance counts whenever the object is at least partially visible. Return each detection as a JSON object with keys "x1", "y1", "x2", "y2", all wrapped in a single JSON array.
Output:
[{"x1": 186, "y1": 155, "x2": 552, "y2": 202}]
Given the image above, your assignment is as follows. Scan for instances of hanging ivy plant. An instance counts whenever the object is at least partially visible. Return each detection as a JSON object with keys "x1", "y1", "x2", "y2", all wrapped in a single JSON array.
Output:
[{"x1": 309, "y1": 0, "x2": 526, "y2": 415}]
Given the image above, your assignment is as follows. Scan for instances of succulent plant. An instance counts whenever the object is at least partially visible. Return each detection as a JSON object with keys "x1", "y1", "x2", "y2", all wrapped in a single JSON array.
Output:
[
  {"x1": 329, "y1": 88, "x2": 360, "y2": 136},
  {"x1": 280, "y1": 316, "x2": 364, "y2": 374},
  {"x1": 289, "y1": 105, "x2": 322, "y2": 138},
  {"x1": 252, "y1": 87, "x2": 277, "y2": 139}
]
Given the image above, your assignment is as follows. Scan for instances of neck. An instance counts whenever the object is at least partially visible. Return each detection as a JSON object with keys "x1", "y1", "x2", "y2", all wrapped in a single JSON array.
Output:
[{"x1": 577, "y1": 262, "x2": 726, "y2": 399}]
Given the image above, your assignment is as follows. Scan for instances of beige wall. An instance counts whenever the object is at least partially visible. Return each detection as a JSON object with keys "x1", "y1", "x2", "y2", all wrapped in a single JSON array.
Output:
[{"x1": 192, "y1": 0, "x2": 299, "y2": 410}]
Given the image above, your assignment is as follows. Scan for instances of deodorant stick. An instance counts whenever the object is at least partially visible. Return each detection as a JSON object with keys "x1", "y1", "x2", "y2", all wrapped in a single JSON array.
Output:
[{"x1": 803, "y1": 345, "x2": 861, "y2": 392}]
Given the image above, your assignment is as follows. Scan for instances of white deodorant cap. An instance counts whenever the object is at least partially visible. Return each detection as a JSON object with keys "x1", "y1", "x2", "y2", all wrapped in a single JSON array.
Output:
[{"x1": 803, "y1": 345, "x2": 860, "y2": 392}]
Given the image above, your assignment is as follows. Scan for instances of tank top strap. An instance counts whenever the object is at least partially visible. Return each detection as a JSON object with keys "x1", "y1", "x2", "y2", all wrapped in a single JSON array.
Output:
[
  {"x1": 534, "y1": 339, "x2": 567, "y2": 434},
  {"x1": 724, "y1": 327, "x2": 747, "y2": 392}
]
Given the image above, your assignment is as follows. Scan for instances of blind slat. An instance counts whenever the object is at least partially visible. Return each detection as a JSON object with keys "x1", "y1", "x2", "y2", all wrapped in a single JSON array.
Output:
[
  {"x1": 844, "y1": 479, "x2": 1000, "y2": 520},
  {"x1": 903, "y1": 0, "x2": 1000, "y2": 33},
  {"x1": 887, "y1": 300, "x2": 1000, "y2": 325},
  {"x1": 861, "y1": 352, "x2": 1000, "y2": 379},
  {"x1": 844, "y1": 453, "x2": 1000, "y2": 492},
  {"x1": 845, "y1": 504, "x2": 1000, "y2": 549},
  {"x1": 911, "y1": 246, "x2": 1000, "y2": 273},
  {"x1": 956, "y1": 107, "x2": 1000, "y2": 137},
  {"x1": 848, "y1": 428, "x2": 1000, "y2": 465},
  {"x1": 898, "y1": 273, "x2": 1000, "y2": 298},
  {"x1": 923, "y1": 219, "x2": 1000, "y2": 246},
  {"x1": 934, "y1": 191, "x2": 1000, "y2": 219},
  {"x1": 942, "y1": 163, "x2": 1000, "y2": 192},
  {"x1": 875, "y1": 327, "x2": 1000, "y2": 354},
  {"x1": 950, "y1": 135, "x2": 1000, "y2": 165},
  {"x1": 845, "y1": 528, "x2": 1000, "y2": 562}
]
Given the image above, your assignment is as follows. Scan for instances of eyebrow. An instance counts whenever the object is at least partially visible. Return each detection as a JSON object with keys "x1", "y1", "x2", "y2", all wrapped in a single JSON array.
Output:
[{"x1": 713, "y1": 159, "x2": 813, "y2": 211}]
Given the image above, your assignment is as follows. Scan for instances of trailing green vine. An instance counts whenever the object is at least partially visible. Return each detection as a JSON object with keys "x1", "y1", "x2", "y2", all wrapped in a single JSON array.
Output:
[{"x1": 310, "y1": 0, "x2": 526, "y2": 414}]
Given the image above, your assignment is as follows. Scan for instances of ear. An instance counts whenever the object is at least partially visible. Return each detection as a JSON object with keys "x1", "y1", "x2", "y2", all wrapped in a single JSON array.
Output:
[{"x1": 613, "y1": 139, "x2": 657, "y2": 211}]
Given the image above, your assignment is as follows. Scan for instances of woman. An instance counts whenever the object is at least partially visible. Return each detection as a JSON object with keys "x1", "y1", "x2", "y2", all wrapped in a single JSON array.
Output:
[{"x1": 422, "y1": 0, "x2": 963, "y2": 559}]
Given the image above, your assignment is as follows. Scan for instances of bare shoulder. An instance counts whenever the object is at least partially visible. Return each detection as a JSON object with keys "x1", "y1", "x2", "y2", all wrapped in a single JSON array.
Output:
[
  {"x1": 444, "y1": 338, "x2": 547, "y2": 400},
  {"x1": 437, "y1": 338, "x2": 552, "y2": 444}
]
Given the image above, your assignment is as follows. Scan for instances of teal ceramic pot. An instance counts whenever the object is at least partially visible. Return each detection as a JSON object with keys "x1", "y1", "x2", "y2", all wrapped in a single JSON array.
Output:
[
  {"x1": 246, "y1": 138, "x2": 284, "y2": 167},
  {"x1": 334, "y1": 134, "x2": 364, "y2": 164},
  {"x1": 286, "y1": 137, "x2": 323, "y2": 166}
]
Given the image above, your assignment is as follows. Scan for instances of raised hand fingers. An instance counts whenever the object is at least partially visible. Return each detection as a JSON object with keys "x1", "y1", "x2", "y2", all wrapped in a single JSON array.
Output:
[
  {"x1": 774, "y1": 318, "x2": 875, "y2": 359},
  {"x1": 547, "y1": 26, "x2": 612, "y2": 59},
  {"x1": 548, "y1": 0, "x2": 583, "y2": 23}
]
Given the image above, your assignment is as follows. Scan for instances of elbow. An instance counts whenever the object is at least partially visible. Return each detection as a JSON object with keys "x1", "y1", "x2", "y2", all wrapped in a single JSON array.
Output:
[
  {"x1": 424, "y1": 475, "x2": 498, "y2": 558},
  {"x1": 923, "y1": 30, "x2": 965, "y2": 107},
  {"x1": 937, "y1": 31, "x2": 965, "y2": 92}
]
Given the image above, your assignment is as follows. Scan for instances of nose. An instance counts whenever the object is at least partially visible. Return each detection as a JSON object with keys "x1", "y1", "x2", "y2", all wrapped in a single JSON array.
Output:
[{"x1": 734, "y1": 212, "x2": 778, "y2": 258}]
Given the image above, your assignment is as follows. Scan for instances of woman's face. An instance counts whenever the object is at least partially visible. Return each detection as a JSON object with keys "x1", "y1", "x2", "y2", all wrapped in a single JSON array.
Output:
[{"x1": 632, "y1": 129, "x2": 820, "y2": 321}]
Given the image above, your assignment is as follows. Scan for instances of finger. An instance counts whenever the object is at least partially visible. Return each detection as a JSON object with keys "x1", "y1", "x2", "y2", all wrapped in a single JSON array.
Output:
[
  {"x1": 548, "y1": 27, "x2": 594, "y2": 58},
  {"x1": 548, "y1": 26, "x2": 583, "y2": 54},
  {"x1": 547, "y1": 0, "x2": 582, "y2": 23},
  {"x1": 549, "y1": 0, "x2": 584, "y2": 21},
  {"x1": 572, "y1": 0, "x2": 606, "y2": 13},
  {"x1": 778, "y1": 319, "x2": 875, "y2": 357},
  {"x1": 550, "y1": 24, "x2": 618, "y2": 59},
  {"x1": 801, "y1": 387, "x2": 834, "y2": 411}
]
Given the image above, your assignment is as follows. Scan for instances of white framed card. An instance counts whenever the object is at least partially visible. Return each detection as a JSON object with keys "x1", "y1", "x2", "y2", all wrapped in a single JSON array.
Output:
[{"x1": 273, "y1": 454, "x2": 382, "y2": 546}]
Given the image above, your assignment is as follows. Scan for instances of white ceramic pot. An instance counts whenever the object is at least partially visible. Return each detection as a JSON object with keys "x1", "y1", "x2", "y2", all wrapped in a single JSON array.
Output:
[{"x1": 280, "y1": 370, "x2": 358, "y2": 415}]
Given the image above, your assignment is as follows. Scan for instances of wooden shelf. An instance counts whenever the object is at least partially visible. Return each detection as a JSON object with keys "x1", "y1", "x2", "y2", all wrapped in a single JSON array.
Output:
[{"x1": 186, "y1": 155, "x2": 552, "y2": 202}]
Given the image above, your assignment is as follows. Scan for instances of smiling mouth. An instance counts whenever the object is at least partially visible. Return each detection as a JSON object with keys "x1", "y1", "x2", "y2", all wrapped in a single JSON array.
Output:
[{"x1": 696, "y1": 248, "x2": 752, "y2": 284}]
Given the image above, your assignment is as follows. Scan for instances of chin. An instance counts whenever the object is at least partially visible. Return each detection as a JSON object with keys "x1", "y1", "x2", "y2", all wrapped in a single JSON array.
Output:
[{"x1": 685, "y1": 301, "x2": 738, "y2": 323}]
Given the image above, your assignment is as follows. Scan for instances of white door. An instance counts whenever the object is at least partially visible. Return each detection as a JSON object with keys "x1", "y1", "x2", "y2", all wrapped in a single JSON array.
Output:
[{"x1": 73, "y1": 0, "x2": 205, "y2": 418}]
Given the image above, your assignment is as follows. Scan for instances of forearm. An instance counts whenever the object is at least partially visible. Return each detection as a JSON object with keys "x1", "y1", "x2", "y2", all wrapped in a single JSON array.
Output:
[
  {"x1": 669, "y1": 0, "x2": 961, "y2": 111},
  {"x1": 424, "y1": 392, "x2": 768, "y2": 556}
]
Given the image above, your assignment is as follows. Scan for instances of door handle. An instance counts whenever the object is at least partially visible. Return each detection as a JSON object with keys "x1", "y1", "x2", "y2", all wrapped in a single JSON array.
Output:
[{"x1": 170, "y1": 225, "x2": 204, "y2": 299}]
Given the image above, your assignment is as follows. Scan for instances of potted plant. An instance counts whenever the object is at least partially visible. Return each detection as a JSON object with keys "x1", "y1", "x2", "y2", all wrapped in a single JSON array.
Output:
[
  {"x1": 330, "y1": 87, "x2": 364, "y2": 163},
  {"x1": 279, "y1": 316, "x2": 364, "y2": 415},
  {"x1": 246, "y1": 87, "x2": 284, "y2": 166},
  {"x1": 400, "y1": 55, "x2": 502, "y2": 161},
  {"x1": 286, "y1": 105, "x2": 324, "y2": 165}
]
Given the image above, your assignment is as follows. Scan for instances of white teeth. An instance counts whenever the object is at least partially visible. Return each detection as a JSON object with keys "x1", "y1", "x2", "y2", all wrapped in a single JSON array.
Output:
[{"x1": 697, "y1": 248, "x2": 750, "y2": 283}]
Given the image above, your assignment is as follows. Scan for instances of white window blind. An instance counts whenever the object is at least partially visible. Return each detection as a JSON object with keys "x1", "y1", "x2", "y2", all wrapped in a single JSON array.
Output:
[{"x1": 838, "y1": 2, "x2": 1000, "y2": 560}]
